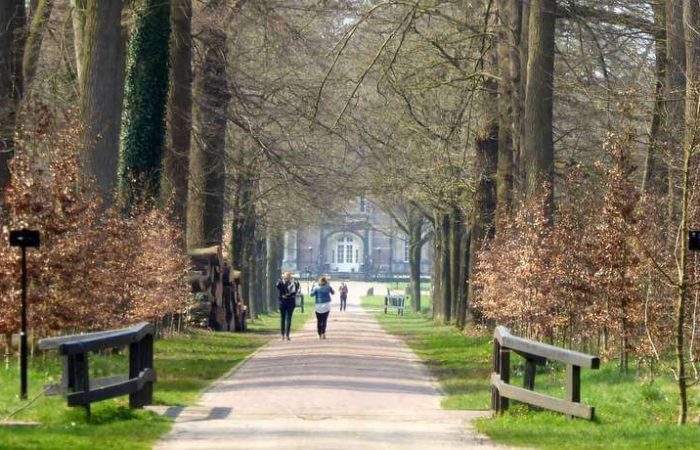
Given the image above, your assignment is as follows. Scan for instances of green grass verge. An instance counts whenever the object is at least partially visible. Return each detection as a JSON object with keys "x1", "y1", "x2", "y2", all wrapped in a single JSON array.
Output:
[
  {"x1": 0, "y1": 307, "x2": 312, "y2": 450},
  {"x1": 362, "y1": 295, "x2": 700, "y2": 449}
]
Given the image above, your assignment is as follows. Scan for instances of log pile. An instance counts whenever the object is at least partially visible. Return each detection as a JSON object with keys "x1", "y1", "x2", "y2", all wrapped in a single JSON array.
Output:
[{"x1": 188, "y1": 246, "x2": 246, "y2": 331}]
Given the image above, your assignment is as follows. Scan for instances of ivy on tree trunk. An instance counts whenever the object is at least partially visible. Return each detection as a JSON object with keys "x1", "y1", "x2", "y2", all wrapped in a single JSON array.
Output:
[{"x1": 119, "y1": 0, "x2": 171, "y2": 206}]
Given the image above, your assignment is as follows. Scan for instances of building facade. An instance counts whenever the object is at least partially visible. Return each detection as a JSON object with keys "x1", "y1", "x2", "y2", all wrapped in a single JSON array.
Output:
[{"x1": 281, "y1": 197, "x2": 433, "y2": 279}]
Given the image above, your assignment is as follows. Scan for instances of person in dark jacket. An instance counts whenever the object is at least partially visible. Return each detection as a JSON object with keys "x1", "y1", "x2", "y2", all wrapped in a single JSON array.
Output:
[
  {"x1": 276, "y1": 272, "x2": 299, "y2": 341},
  {"x1": 310, "y1": 276, "x2": 334, "y2": 339}
]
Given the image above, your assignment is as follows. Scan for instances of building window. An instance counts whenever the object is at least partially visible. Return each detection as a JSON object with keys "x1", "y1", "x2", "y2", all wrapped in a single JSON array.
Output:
[
  {"x1": 346, "y1": 241, "x2": 353, "y2": 263},
  {"x1": 355, "y1": 249, "x2": 359, "y2": 263},
  {"x1": 337, "y1": 240, "x2": 345, "y2": 264},
  {"x1": 403, "y1": 237, "x2": 409, "y2": 263}
]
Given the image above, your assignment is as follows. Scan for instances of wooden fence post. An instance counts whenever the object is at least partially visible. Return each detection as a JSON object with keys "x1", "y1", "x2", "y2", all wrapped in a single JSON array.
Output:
[
  {"x1": 73, "y1": 353, "x2": 90, "y2": 418},
  {"x1": 524, "y1": 358, "x2": 537, "y2": 390},
  {"x1": 566, "y1": 364, "x2": 581, "y2": 418},
  {"x1": 498, "y1": 347, "x2": 510, "y2": 411},
  {"x1": 141, "y1": 333, "x2": 154, "y2": 406},
  {"x1": 492, "y1": 339, "x2": 500, "y2": 411}
]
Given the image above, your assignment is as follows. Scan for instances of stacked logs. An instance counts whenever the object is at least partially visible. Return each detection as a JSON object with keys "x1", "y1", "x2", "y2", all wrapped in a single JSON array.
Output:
[{"x1": 188, "y1": 246, "x2": 247, "y2": 331}]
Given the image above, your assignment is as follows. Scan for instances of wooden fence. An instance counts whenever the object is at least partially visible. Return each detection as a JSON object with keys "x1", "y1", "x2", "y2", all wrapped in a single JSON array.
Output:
[
  {"x1": 38, "y1": 322, "x2": 155, "y2": 416},
  {"x1": 491, "y1": 326, "x2": 600, "y2": 420}
]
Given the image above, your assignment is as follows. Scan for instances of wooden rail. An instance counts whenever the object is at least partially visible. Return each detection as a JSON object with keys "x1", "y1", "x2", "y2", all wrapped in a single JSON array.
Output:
[
  {"x1": 38, "y1": 322, "x2": 155, "y2": 415},
  {"x1": 491, "y1": 326, "x2": 600, "y2": 420}
]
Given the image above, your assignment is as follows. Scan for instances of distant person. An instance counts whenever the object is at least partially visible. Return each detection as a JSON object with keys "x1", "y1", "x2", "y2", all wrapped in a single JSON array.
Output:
[
  {"x1": 276, "y1": 272, "x2": 299, "y2": 341},
  {"x1": 339, "y1": 282, "x2": 349, "y2": 311},
  {"x1": 310, "y1": 276, "x2": 334, "y2": 339}
]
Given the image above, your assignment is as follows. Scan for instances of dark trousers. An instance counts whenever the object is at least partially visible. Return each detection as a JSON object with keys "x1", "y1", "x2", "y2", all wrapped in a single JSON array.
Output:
[
  {"x1": 340, "y1": 296, "x2": 347, "y2": 311},
  {"x1": 279, "y1": 301, "x2": 295, "y2": 337},
  {"x1": 316, "y1": 311, "x2": 329, "y2": 335}
]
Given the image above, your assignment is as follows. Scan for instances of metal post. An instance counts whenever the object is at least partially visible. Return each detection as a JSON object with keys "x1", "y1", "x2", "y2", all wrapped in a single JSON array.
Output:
[{"x1": 20, "y1": 246, "x2": 28, "y2": 400}]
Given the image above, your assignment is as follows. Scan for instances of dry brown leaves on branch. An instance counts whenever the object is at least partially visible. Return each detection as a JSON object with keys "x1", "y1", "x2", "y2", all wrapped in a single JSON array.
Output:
[{"x1": 0, "y1": 109, "x2": 189, "y2": 338}]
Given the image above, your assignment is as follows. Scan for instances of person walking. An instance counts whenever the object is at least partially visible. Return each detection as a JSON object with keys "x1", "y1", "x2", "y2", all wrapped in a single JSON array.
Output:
[
  {"x1": 276, "y1": 272, "x2": 299, "y2": 341},
  {"x1": 339, "y1": 282, "x2": 349, "y2": 312},
  {"x1": 310, "y1": 276, "x2": 334, "y2": 339}
]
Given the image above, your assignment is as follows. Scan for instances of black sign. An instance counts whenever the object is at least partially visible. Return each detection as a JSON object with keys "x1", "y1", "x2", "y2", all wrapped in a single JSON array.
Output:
[
  {"x1": 9, "y1": 229, "x2": 41, "y2": 248},
  {"x1": 690, "y1": 231, "x2": 700, "y2": 251}
]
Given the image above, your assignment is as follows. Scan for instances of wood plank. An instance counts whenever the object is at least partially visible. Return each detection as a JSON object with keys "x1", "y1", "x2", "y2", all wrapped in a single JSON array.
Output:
[
  {"x1": 39, "y1": 322, "x2": 153, "y2": 354},
  {"x1": 67, "y1": 369, "x2": 155, "y2": 407},
  {"x1": 494, "y1": 326, "x2": 599, "y2": 368},
  {"x1": 491, "y1": 373, "x2": 594, "y2": 419}
]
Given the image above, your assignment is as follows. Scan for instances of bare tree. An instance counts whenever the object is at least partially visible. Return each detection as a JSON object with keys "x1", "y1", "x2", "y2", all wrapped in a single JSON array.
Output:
[{"x1": 80, "y1": 0, "x2": 125, "y2": 208}]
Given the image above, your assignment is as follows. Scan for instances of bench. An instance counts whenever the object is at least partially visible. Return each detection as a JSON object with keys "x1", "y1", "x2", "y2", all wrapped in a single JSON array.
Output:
[
  {"x1": 38, "y1": 322, "x2": 155, "y2": 416},
  {"x1": 491, "y1": 326, "x2": 600, "y2": 420},
  {"x1": 384, "y1": 291, "x2": 408, "y2": 315}
]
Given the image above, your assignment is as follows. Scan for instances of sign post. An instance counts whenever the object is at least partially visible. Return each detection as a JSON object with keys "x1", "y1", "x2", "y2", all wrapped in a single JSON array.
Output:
[
  {"x1": 690, "y1": 231, "x2": 700, "y2": 251},
  {"x1": 9, "y1": 229, "x2": 40, "y2": 400}
]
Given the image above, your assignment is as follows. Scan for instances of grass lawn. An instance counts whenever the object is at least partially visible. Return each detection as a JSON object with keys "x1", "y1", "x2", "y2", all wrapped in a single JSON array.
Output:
[
  {"x1": 0, "y1": 307, "x2": 312, "y2": 450},
  {"x1": 362, "y1": 294, "x2": 700, "y2": 449}
]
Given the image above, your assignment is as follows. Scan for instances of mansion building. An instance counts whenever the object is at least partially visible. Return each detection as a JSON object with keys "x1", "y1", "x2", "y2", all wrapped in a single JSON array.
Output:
[{"x1": 282, "y1": 197, "x2": 433, "y2": 279}]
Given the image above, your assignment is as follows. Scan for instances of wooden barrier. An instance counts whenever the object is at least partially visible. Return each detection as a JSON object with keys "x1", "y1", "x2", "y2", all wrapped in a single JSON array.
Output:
[
  {"x1": 491, "y1": 326, "x2": 600, "y2": 420},
  {"x1": 38, "y1": 322, "x2": 155, "y2": 416}
]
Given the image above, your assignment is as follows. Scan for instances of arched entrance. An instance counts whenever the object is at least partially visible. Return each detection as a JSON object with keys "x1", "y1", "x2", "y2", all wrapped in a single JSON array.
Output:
[{"x1": 327, "y1": 233, "x2": 363, "y2": 273}]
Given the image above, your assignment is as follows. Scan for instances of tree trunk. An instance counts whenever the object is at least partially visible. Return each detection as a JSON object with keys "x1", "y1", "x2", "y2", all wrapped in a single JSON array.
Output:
[
  {"x1": 266, "y1": 230, "x2": 283, "y2": 313},
  {"x1": 243, "y1": 215, "x2": 257, "y2": 320},
  {"x1": 119, "y1": 0, "x2": 171, "y2": 206},
  {"x1": 522, "y1": 0, "x2": 555, "y2": 211},
  {"x1": 80, "y1": 0, "x2": 125, "y2": 209},
  {"x1": 517, "y1": 0, "x2": 529, "y2": 188},
  {"x1": 22, "y1": 0, "x2": 53, "y2": 88},
  {"x1": 496, "y1": 0, "x2": 518, "y2": 222},
  {"x1": 432, "y1": 210, "x2": 444, "y2": 321},
  {"x1": 468, "y1": 118, "x2": 499, "y2": 325},
  {"x1": 449, "y1": 208, "x2": 463, "y2": 323},
  {"x1": 408, "y1": 210, "x2": 423, "y2": 312},
  {"x1": 675, "y1": 0, "x2": 700, "y2": 425},
  {"x1": 439, "y1": 212, "x2": 451, "y2": 324},
  {"x1": 70, "y1": 0, "x2": 86, "y2": 87},
  {"x1": 0, "y1": 0, "x2": 26, "y2": 192},
  {"x1": 257, "y1": 237, "x2": 267, "y2": 314},
  {"x1": 456, "y1": 227, "x2": 471, "y2": 329},
  {"x1": 186, "y1": 25, "x2": 228, "y2": 248},
  {"x1": 230, "y1": 185, "x2": 246, "y2": 270},
  {"x1": 644, "y1": 2, "x2": 668, "y2": 195},
  {"x1": 666, "y1": 0, "x2": 686, "y2": 219},
  {"x1": 163, "y1": 0, "x2": 192, "y2": 228}
]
